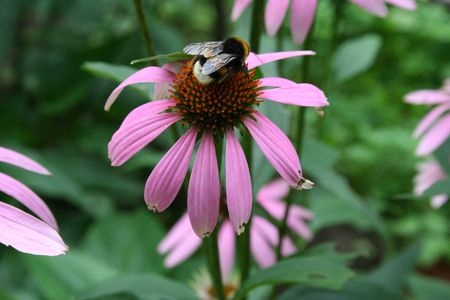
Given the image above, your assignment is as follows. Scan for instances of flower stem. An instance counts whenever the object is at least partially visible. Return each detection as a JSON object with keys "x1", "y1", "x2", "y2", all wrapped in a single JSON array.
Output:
[
  {"x1": 249, "y1": 0, "x2": 264, "y2": 53},
  {"x1": 132, "y1": 0, "x2": 157, "y2": 62},
  {"x1": 204, "y1": 231, "x2": 226, "y2": 300}
]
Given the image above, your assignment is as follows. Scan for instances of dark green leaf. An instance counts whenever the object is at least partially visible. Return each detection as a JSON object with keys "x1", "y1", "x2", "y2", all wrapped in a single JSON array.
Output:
[
  {"x1": 409, "y1": 274, "x2": 450, "y2": 300},
  {"x1": 423, "y1": 180, "x2": 450, "y2": 197},
  {"x1": 82, "y1": 62, "x2": 137, "y2": 83}
]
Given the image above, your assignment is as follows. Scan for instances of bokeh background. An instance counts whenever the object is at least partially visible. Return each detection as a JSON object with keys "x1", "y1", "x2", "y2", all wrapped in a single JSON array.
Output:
[{"x1": 1, "y1": 0, "x2": 450, "y2": 299}]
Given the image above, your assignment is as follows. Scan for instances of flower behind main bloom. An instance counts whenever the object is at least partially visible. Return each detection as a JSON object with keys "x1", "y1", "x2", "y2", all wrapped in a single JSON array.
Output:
[
  {"x1": 158, "y1": 179, "x2": 313, "y2": 279},
  {"x1": 0, "y1": 146, "x2": 67, "y2": 256},
  {"x1": 105, "y1": 48, "x2": 327, "y2": 237}
]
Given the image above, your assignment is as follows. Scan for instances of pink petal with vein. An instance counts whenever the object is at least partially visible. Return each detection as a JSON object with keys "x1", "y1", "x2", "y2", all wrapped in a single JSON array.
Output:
[
  {"x1": 145, "y1": 128, "x2": 197, "y2": 212},
  {"x1": 188, "y1": 132, "x2": 220, "y2": 237},
  {"x1": 290, "y1": 0, "x2": 317, "y2": 45},
  {"x1": 225, "y1": 129, "x2": 252, "y2": 234},
  {"x1": 105, "y1": 66, "x2": 175, "y2": 111},
  {"x1": 351, "y1": 0, "x2": 388, "y2": 17},
  {"x1": 109, "y1": 112, "x2": 181, "y2": 166},
  {"x1": 0, "y1": 172, "x2": 57, "y2": 229},
  {"x1": 260, "y1": 84, "x2": 328, "y2": 107},
  {"x1": 413, "y1": 104, "x2": 450, "y2": 138},
  {"x1": 416, "y1": 114, "x2": 450, "y2": 156},
  {"x1": 218, "y1": 222, "x2": 236, "y2": 279},
  {"x1": 0, "y1": 147, "x2": 50, "y2": 175},
  {"x1": 0, "y1": 202, "x2": 67, "y2": 256},
  {"x1": 247, "y1": 51, "x2": 315, "y2": 70},
  {"x1": 120, "y1": 99, "x2": 175, "y2": 125},
  {"x1": 244, "y1": 112, "x2": 302, "y2": 187},
  {"x1": 385, "y1": 0, "x2": 416, "y2": 9},
  {"x1": 265, "y1": 0, "x2": 290, "y2": 36},
  {"x1": 231, "y1": 0, "x2": 252, "y2": 21},
  {"x1": 405, "y1": 90, "x2": 450, "y2": 105}
]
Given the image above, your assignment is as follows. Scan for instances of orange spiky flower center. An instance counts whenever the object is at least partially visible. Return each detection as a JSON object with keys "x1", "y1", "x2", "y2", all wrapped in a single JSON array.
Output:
[{"x1": 170, "y1": 61, "x2": 261, "y2": 134}]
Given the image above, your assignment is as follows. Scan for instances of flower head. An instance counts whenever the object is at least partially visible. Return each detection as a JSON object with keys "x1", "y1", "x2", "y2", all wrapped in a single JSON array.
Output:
[
  {"x1": 106, "y1": 45, "x2": 327, "y2": 237},
  {"x1": 158, "y1": 179, "x2": 313, "y2": 279},
  {"x1": 231, "y1": 0, "x2": 416, "y2": 45},
  {"x1": 413, "y1": 160, "x2": 448, "y2": 208},
  {"x1": 0, "y1": 146, "x2": 67, "y2": 255}
]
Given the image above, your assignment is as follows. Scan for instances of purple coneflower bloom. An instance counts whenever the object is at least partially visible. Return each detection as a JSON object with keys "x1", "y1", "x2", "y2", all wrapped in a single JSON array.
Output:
[
  {"x1": 231, "y1": 0, "x2": 416, "y2": 45},
  {"x1": 413, "y1": 160, "x2": 448, "y2": 208},
  {"x1": 158, "y1": 178, "x2": 313, "y2": 279},
  {"x1": 405, "y1": 79, "x2": 450, "y2": 156},
  {"x1": 106, "y1": 48, "x2": 327, "y2": 237},
  {"x1": 0, "y1": 146, "x2": 67, "y2": 255}
]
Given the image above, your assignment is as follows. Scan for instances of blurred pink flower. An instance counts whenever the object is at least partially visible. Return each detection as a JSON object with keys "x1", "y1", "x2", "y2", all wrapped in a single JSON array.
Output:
[
  {"x1": 0, "y1": 146, "x2": 67, "y2": 256},
  {"x1": 405, "y1": 79, "x2": 450, "y2": 156},
  {"x1": 106, "y1": 49, "x2": 327, "y2": 237},
  {"x1": 231, "y1": 0, "x2": 416, "y2": 44},
  {"x1": 413, "y1": 161, "x2": 448, "y2": 208},
  {"x1": 158, "y1": 179, "x2": 313, "y2": 279}
]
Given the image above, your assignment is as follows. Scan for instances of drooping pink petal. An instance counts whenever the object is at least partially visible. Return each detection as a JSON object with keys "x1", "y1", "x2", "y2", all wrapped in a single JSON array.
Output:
[
  {"x1": 0, "y1": 147, "x2": 50, "y2": 175},
  {"x1": 145, "y1": 128, "x2": 198, "y2": 212},
  {"x1": 105, "y1": 66, "x2": 175, "y2": 111},
  {"x1": 259, "y1": 83, "x2": 328, "y2": 107},
  {"x1": 163, "y1": 229, "x2": 201, "y2": 268},
  {"x1": 225, "y1": 129, "x2": 252, "y2": 234},
  {"x1": 244, "y1": 112, "x2": 303, "y2": 187},
  {"x1": 431, "y1": 195, "x2": 448, "y2": 209},
  {"x1": 257, "y1": 178, "x2": 290, "y2": 201},
  {"x1": 251, "y1": 218, "x2": 276, "y2": 268},
  {"x1": 0, "y1": 172, "x2": 57, "y2": 230},
  {"x1": 413, "y1": 104, "x2": 450, "y2": 138},
  {"x1": 188, "y1": 132, "x2": 220, "y2": 237},
  {"x1": 264, "y1": 0, "x2": 290, "y2": 36},
  {"x1": 259, "y1": 77, "x2": 297, "y2": 88},
  {"x1": 290, "y1": 0, "x2": 317, "y2": 45},
  {"x1": 413, "y1": 161, "x2": 446, "y2": 196},
  {"x1": 385, "y1": 0, "x2": 416, "y2": 10},
  {"x1": 153, "y1": 62, "x2": 185, "y2": 100},
  {"x1": 231, "y1": 0, "x2": 253, "y2": 21},
  {"x1": 0, "y1": 202, "x2": 67, "y2": 256},
  {"x1": 108, "y1": 112, "x2": 181, "y2": 166},
  {"x1": 405, "y1": 90, "x2": 450, "y2": 105},
  {"x1": 158, "y1": 213, "x2": 192, "y2": 253},
  {"x1": 281, "y1": 237, "x2": 297, "y2": 256},
  {"x1": 246, "y1": 50, "x2": 315, "y2": 70},
  {"x1": 120, "y1": 99, "x2": 176, "y2": 125},
  {"x1": 351, "y1": 0, "x2": 388, "y2": 17},
  {"x1": 253, "y1": 216, "x2": 278, "y2": 246},
  {"x1": 416, "y1": 114, "x2": 450, "y2": 156},
  {"x1": 218, "y1": 222, "x2": 236, "y2": 279}
]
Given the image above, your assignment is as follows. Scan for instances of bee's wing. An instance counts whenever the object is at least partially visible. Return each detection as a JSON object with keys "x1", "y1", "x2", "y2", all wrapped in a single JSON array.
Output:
[
  {"x1": 201, "y1": 54, "x2": 237, "y2": 75},
  {"x1": 183, "y1": 41, "x2": 224, "y2": 58}
]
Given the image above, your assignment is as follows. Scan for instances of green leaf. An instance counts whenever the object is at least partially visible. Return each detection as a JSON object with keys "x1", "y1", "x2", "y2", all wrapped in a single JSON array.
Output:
[
  {"x1": 423, "y1": 180, "x2": 450, "y2": 197},
  {"x1": 77, "y1": 274, "x2": 198, "y2": 300},
  {"x1": 82, "y1": 62, "x2": 137, "y2": 83},
  {"x1": 332, "y1": 34, "x2": 382, "y2": 83},
  {"x1": 81, "y1": 210, "x2": 165, "y2": 273},
  {"x1": 409, "y1": 274, "x2": 450, "y2": 300},
  {"x1": 24, "y1": 250, "x2": 118, "y2": 300},
  {"x1": 130, "y1": 51, "x2": 191, "y2": 65},
  {"x1": 233, "y1": 252, "x2": 354, "y2": 300}
]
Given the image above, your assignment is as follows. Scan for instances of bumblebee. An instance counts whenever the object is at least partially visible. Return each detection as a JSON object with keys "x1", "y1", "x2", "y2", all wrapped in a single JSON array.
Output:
[{"x1": 183, "y1": 37, "x2": 250, "y2": 85}]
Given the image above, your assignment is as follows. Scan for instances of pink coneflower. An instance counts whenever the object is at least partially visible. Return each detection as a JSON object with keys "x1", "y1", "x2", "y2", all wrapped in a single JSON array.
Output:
[
  {"x1": 106, "y1": 47, "x2": 327, "y2": 237},
  {"x1": 158, "y1": 178, "x2": 313, "y2": 279},
  {"x1": 231, "y1": 0, "x2": 416, "y2": 45},
  {"x1": 413, "y1": 161, "x2": 448, "y2": 208},
  {"x1": 0, "y1": 146, "x2": 67, "y2": 255},
  {"x1": 405, "y1": 79, "x2": 450, "y2": 156}
]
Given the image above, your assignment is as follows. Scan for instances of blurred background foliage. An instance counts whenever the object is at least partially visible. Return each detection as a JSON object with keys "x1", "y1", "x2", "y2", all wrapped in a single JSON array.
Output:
[{"x1": 1, "y1": 0, "x2": 450, "y2": 299}]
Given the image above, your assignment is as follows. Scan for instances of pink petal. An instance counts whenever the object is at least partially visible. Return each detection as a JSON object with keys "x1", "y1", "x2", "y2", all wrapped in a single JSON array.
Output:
[
  {"x1": 385, "y1": 0, "x2": 416, "y2": 10},
  {"x1": 259, "y1": 77, "x2": 297, "y2": 88},
  {"x1": 0, "y1": 172, "x2": 57, "y2": 230},
  {"x1": 251, "y1": 218, "x2": 276, "y2": 268},
  {"x1": 253, "y1": 216, "x2": 278, "y2": 245},
  {"x1": 257, "y1": 178, "x2": 290, "y2": 201},
  {"x1": 351, "y1": 0, "x2": 388, "y2": 17},
  {"x1": 105, "y1": 66, "x2": 175, "y2": 111},
  {"x1": 188, "y1": 132, "x2": 220, "y2": 237},
  {"x1": 218, "y1": 222, "x2": 236, "y2": 279},
  {"x1": 120, "y1": 99, "x2": 175, "y2": 125},
  {"x1": 163, "y1": 224, "x2": 202, "y2": 268},
  {"x1": 0, "y1": 202, "x2": 67, "y2": 256},
  {"x1": 281, "y1": 237, "x2": 297, "y2": 256},
  {"x1": 431, "y1": 195, "x2": 448, "y2": 209},
  {"x1": 416, "y1": 114, "x2": 450, "y2": 156},
  {"x1": 405, "y1": 90, "x2": 450, "y2": 105},
  {"x1": 244, "y1": 112, "x2": 303, "y2": 187},
  {"x1": 153, "y1": 62, "x2": 185, "y2": 100},
  {"x1": 0, "y1": 147, "x2": 50, "y2": 175},
  {"x1": 264, "y1": 0, "x2": 290, "y2": 36},
  {"x1": 108, "y1": 112, "x2": 181, "y2": 166},
  {"x1": 259, "y1": 83, "x2": 328, "y2": 107},
  {"x1": 225, "y1": 129, "x2": 252, "y2": 234},
  {"x1": 246, "y1": 50, "x2": 315, "y2": 70},
  {"x1": 290, "y1": 0, "x2": 317, "y2": 45},
  {"x1": 231, "y1": 0, "x2": 253, "y2": 21},
  {"x1": 145, "y1": 128, "x2": 197, "y2": 212},
  {"x1": 413, "y1": 104, "x2": 450, "y2": 138}
]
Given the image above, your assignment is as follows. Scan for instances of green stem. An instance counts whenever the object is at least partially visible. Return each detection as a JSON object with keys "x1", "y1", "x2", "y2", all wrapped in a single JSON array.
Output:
[
  {"x1": 249, "y1": 0, "x2": 264, "y2": 53},
  {"x1": 132, "y1": 0, "x2": 157, "y2": 62},
  {"x1": 204, "y1": 231, "x2": 226, "y2": 300}
]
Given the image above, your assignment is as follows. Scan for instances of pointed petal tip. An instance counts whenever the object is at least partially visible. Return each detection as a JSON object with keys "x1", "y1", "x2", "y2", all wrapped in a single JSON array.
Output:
[
  {"x1": 294, "y1": 177, "x2": 315, "y2": 190},
  {"x1": 236, "y1": 223, "x2": 246, "y2": 235}
]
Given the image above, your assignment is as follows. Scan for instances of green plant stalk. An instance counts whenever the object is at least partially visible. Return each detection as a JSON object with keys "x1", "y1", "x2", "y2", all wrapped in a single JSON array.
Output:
[
  {"x1": 204, "y1": 231, "x2": 226, "y2": 300},
  {"x1": 132, "y1": 0, "x2": 157, "y2": 63},
  {"x1": 249, "y1": 0, "x2": 264, "y2": 53}
]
